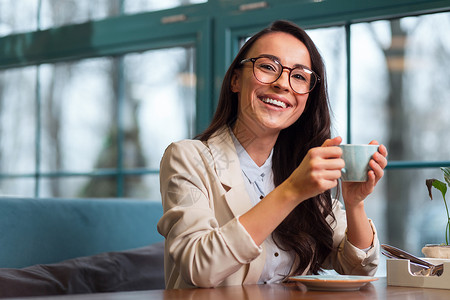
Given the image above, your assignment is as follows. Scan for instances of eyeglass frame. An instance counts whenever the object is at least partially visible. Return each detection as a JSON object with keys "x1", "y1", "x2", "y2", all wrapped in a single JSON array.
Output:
[{"x1": 239, "y1": 55, "x2": 320, "y2": 95}]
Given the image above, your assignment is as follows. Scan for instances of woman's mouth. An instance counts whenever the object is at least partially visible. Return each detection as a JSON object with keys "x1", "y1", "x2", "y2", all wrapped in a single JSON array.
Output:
[{"x1": 259, "y1": 97, "x2": 288, "y2": 109}]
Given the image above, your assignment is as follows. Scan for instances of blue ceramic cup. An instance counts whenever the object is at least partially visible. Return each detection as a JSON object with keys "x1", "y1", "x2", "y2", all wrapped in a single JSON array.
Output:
[{"x1": 339, "y1": 144, "x2": 379, "y2": 182}]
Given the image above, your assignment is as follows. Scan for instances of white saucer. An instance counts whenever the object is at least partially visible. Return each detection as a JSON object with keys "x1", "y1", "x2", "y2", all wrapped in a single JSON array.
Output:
[{"x1": 288, "y1": 275, "x2": 378, "y2": 291}]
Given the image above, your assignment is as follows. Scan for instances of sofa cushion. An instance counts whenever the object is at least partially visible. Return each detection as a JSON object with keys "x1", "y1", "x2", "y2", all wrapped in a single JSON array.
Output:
[
  {"x1": 0, "y1": 242, "x2": 165, "y2": 297},
  {"x1": 0, "y1": 197, "x2": 164, "y2": 268}
]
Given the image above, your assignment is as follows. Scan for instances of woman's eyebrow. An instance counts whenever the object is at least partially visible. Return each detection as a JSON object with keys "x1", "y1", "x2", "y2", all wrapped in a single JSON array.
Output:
[
  {"x1": 258, "y1": 53, "x2": 280, "y2": 61},
  {"x1": 258, "y1": 54, "x2": 311, "y2": 69}
]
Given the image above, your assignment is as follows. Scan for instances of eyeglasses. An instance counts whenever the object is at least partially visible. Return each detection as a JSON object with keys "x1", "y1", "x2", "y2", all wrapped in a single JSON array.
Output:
[{"x1": 240, "y1": 56, "x2": 320, "y2": 94}]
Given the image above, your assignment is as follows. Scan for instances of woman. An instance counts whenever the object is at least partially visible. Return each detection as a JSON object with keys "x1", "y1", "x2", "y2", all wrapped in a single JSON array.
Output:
[{"x1": 157, "y1": 20, "x2": 388, "y2": 289}]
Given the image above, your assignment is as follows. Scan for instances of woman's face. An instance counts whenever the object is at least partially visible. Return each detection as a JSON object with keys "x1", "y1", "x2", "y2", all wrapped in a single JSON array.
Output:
[{"x1": 231, "y1": 32, "x2": 312, "y2": 136}]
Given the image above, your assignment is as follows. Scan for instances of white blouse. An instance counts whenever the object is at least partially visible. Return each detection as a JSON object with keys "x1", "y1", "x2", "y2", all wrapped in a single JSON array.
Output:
[{"x1": 230, "y1": 130, "x2": 295, "y2": 284}]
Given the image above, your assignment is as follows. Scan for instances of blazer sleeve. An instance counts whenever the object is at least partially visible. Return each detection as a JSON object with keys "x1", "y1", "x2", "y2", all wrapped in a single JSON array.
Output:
[
  {"x1": 322, "y1": 199, "x2": 380, "y2": 276},
  {"x1": 157, "y1": 141, "x2": 262, "y2": 288}
]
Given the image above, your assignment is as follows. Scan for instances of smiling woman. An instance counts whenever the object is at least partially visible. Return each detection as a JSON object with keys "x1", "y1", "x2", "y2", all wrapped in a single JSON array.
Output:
[
  {"x1": 1, "y1": 2, "x2": 449, "y2": 292},
  {"x1": 157, "y1": 20, "x2": 388, "y2": 289},
  {"x1": 231, "y1": 32, "x2": 314, "y2": 147}
]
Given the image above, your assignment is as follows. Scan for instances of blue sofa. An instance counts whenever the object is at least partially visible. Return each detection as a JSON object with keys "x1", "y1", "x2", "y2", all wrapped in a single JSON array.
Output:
[{"x1": 0, "y1": 197, "x2": 165, "y2": 296}]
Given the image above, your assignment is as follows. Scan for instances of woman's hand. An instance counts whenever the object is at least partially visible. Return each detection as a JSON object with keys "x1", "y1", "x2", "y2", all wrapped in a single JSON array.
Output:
[
  {"x1": 342, "y1": 141, "x2": 388, "y2": 208},
  {"x1": 242, "y1": 136, "x2": 345, "y2": 246},
  {"x1": 284, "y1": 136, "x2": 344, "y2": 203}
]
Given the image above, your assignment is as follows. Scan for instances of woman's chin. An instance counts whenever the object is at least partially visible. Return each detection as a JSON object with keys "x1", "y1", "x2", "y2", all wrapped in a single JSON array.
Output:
[{"x1": 258, "y1": 115, "x2": 297, "y2": 131}]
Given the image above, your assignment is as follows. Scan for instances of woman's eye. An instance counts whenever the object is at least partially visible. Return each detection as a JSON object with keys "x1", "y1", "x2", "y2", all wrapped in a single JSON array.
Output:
[
  {"x1": 258, "y1": 63, "x2": 277, "y2": 72},
  {"x1": 292, "y1": 72, "x2": 307, "y2": 82}
]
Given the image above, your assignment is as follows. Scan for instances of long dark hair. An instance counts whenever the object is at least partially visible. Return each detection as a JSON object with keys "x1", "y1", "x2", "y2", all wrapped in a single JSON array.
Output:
[{"x1": 197, "y1": 20, "x2": 335, "y2": 275}]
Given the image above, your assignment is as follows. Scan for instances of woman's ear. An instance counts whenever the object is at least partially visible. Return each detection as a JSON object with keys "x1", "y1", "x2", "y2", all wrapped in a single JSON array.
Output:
[{"x1": 230, "y1": 70, "x2": 241, "y2": 93}]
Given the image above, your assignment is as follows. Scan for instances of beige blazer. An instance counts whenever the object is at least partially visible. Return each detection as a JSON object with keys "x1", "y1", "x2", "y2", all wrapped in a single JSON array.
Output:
[{"x1": 157, "y1": 127, "x2": 380, "y2": 289}]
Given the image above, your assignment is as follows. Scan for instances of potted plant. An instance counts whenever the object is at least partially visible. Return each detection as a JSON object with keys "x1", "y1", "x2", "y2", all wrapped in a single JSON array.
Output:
[{"x1": 422, "y1": 167, "x2": 450, "y2": 258}]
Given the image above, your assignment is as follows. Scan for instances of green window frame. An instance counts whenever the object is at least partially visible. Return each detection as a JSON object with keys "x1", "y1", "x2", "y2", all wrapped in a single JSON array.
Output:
[
  {"x1": 0, "y1": 4, "x2": 212, "y2": 197},
  {"x1": 0, "y1": 0, "x2": 449, "y2": 198}
]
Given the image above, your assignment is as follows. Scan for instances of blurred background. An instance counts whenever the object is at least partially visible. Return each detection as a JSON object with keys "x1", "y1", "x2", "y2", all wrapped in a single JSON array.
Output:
[{"x1": 1, "y1": 0, "x2": 449, "y2": 275}]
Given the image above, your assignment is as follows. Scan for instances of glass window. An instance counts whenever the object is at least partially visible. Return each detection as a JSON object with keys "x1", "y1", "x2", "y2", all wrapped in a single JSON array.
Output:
[
  {"x1": 0, "y1": 178, "x2": 35, "y2": 197},
  {"x1": 123, "y1": 174, "x2": 160, "y2": 201},
  {"x1": 39, "y1": 0, "x2": 121, "y2": 30},
  {"x1": 39, "y1": 57, "x2": 116, "y2": 174},
  {"x1": 39, "y1": 176, "x2": 117, "y2": 198},
  {"x1": 350, "y1": 20, "x2": 390, "y2": 146},
  {"x1": 0, "y1": 66, "x2": 37, "y2": 174},
  {"x1": 37, "y1": 46, "x2": 196, "y2": 198},
  {"x1": 383, "y1": 168, "x2": 448, "y2": 255},
  {"x1": 351, "y1": 13, "x2": 450, "y2": 158},
  {"x1": 123, "y1": 46, "x2": 196, "y2": 170},
  {"x1": 0, "y1": 0, "x2": 38, "y2": 37},
  {"x1": 307, "y1": 26, "x2": 347, "y2": 141},
  {"x1": 124, "y1": 0, "x2": 206, "y2": 15},
  {"x1": 351, "y1": 12, "x2": 450, "y2": 257}
]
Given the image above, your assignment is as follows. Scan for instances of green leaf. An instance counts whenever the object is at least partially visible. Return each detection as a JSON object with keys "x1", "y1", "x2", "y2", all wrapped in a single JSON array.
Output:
[
  {"x1": 432, "y1": 179, "x2": 448, "y2": 199},
  {"x1": 441, "y1": 167, "x2": 450, "y2": 186}
]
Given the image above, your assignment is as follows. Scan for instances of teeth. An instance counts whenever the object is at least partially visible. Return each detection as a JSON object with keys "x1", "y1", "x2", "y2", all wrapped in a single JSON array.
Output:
[{"x1": 261, "y1": 97, "x2": 287, "y2": 108}]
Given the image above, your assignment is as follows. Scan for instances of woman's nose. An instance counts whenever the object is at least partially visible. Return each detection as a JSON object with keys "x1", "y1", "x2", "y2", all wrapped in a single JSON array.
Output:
[{"x1": 272, "y1": 69, "x2": 291, "y2": 91}]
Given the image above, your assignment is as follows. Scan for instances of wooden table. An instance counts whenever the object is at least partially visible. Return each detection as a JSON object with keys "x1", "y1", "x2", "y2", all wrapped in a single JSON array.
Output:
[{"x1": 12, "y1": 278, "x2": 450, "y2": 300}]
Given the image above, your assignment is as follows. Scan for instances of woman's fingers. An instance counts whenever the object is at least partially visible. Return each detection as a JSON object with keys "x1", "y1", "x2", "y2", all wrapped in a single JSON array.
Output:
[
  {"x1": 322, "y1": 170, "x2": 343, "y2": 181},
  {"x1": 309, "y1": 146, "x2": 343, "y2": 161},
  {"x1": 369, "y1": 141, "x2": 388, "y2": 166},
  {"x1": 306, "y1": 147, "x2": 345, "y2": 185},
  {"x1": 321, "y1": 136, "x2": 342, "y2": 147},
  {"x1": 370, "y1": 142, "x2": 388, "y2": 179},
  {"x1": 290, "y1": 141, "x2": 345, "y2": 200},
  {"x1": 369, "y1": 159, "x2": 384, "y2": 181}
]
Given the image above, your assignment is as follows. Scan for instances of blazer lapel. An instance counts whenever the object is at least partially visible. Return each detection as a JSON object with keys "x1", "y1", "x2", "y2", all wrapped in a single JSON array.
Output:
[
  {"x1": 207, "y1": 127, "x2": 266, "y2": 283},
  {"x1": 206, "y1": 127, "x2": 253, "y2": 217}
]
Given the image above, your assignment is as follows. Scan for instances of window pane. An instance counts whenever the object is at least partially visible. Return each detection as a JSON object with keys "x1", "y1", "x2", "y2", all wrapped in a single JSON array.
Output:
[
  {"x1": 0, "y1": 66, "x2": 37, "y2": 174},
  {"x1": 0, "y1": 0, "x2": 38, "y2": 37},
  {"x1": 124, "y1": 0, "x2": 206, "y2": 14},
  {"x1": 40, "y1": 58, "x2": 116, "y2": 173},
  {"x1": 0, "y1": 178, "x2": 35, "y2": 197},
  {"x1": 39, "y1": 176, "x2": 117, "y2": 198},
  {"x1": 123, "y1": 46, "x2": 196, "y2": 170},
  {"x1": 351, "y1": 12, "x2": 450, "y2": 160},
  {"x1": 123, "y1": 174, "x2": 160, "y2": 201},
  {"x1": 350, "y1": 21, "x2": 390, "y2": 146},
  {"x1": 350, "y1": 12, "x2": 450, "y2": 264},
  {"x1": 382, "y1": 168, "x2": 449, "y2": 256},
  {"x1": 307, "y1": 26, "x2": 347, "y2": 141},
  {"x1": 40, "y1": 0, "x2": 121, "y2": 30}
]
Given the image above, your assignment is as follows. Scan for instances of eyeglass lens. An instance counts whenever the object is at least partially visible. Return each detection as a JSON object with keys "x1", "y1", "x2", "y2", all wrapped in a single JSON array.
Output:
[{"x1": 253, "y1": 57, "x2": 317, "y2": 94}]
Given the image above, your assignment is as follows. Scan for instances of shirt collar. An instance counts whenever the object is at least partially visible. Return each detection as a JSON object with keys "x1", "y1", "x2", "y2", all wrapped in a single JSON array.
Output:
[{"x1": 229, "y1": 128, "x2": 273, "y2": 184}]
